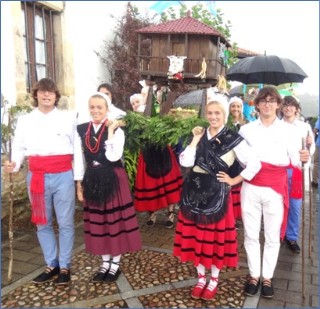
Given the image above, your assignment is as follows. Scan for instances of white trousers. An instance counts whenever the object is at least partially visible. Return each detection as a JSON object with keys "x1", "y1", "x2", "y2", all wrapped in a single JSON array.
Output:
[{"x1": 241, "y1": 182, "x2": 284, "y2": 279}]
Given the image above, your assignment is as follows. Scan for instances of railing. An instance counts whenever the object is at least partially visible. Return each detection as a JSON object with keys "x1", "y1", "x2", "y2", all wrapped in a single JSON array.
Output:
[{"x1": 138, "y1": 56, "x2": 227, "y2": 79}]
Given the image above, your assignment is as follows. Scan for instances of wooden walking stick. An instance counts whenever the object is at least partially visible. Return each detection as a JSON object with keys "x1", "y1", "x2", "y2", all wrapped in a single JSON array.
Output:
[
  {"x1": 306, "y1": 131, "x2": 313, "y2": 260},
  {"x1": 7, "y1": 107, "x2": 14, "y2": 284},
  {"x1": 301, "y1": 137, "x2": 306, "y2": 300}
]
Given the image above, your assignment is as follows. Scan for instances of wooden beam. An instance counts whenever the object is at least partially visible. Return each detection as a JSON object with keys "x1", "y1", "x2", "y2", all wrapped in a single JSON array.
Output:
[
  {"x1": 159, "y1": 91, "x2": 179, "y2": 115},
  {"x1": 143, "y1": 86, "x2": 154, "y2": 117}
]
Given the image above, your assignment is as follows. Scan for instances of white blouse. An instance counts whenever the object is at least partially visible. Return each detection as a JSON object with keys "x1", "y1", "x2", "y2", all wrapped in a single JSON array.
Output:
[
  {"x1": 73, "y1": 123, "x2": 125, "y2": 181},
  {"x1": 179, "y1": 127, "x2": 261, "y2": 181}
]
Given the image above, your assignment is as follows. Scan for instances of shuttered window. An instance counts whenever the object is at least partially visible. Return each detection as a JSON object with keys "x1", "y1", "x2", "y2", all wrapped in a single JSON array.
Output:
[{"x1": 21, "y1": 1, "x2": 57, "y2": 92}]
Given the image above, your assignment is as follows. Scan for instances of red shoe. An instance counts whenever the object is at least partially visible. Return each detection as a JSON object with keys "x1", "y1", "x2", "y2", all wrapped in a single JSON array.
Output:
[
  {"x1": 201, "y1": 276, "x2": 218, "y2": 300},
  {"x1": 191, "y1": 274, "x2": 206, "y2": 299}
]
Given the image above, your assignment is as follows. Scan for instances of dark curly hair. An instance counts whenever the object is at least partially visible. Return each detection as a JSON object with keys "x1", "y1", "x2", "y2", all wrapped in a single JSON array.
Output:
[
  {"x1": 32, "y1": 78, "x2": 61, "y2": 107},
  {"x1": 254, "y1": 86, "x2": 283, "y2": 105}
]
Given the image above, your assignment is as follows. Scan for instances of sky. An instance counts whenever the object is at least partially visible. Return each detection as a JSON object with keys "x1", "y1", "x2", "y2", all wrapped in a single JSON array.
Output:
[{"x1": 134, "y1": 0, "x2": 319, "y2": 96}]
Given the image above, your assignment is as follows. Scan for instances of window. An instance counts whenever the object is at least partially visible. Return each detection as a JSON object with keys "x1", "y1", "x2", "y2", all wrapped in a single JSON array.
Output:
[{"x1": 21, "y1": 1, "x2": 57, "y2": 92}]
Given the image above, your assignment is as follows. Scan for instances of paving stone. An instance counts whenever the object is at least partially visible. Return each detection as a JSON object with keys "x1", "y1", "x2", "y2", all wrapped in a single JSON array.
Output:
[
  {"x1": 258, "y1": 298, "x2": 285, "y2": 308},
  {"x1": 1, "y1": 249, "x2": 38, "y2": 262},
  {"x1": 1, "y1": 259, "x2": 41, "y2": 275}
]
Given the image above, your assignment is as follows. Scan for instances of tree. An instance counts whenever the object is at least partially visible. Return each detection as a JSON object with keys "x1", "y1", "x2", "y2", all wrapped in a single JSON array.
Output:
[{"x1": 101, "y1": 2, "x2": 154, "y2": 111}]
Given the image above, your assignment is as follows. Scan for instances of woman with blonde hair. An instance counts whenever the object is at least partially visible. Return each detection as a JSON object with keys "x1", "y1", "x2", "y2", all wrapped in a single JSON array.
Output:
[
  {"x1": 173, "y1": 95, "x2": 260, "y2": 300},
  {"x1": 74, "y1": 92, "x2": 142, "y2": 283}
]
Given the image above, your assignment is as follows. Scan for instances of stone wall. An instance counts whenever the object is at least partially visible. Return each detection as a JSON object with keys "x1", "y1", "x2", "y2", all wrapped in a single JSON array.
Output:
[{"x1": 1, "y1": 155, "x2": 30, "y2": 220}]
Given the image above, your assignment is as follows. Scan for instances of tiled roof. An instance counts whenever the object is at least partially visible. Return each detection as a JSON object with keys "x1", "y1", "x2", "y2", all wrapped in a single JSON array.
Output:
[
  {"x1": 137, "y1": 16, "x2": 227, "y2": 39},
  {"x1": 237, "y1": 47, "x2": 261, "y2": 57}
]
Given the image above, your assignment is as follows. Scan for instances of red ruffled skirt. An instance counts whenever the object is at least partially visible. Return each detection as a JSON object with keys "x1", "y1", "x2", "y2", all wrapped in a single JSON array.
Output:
[
  {"x1": 173, "y1": 194, "x2": 238, "y2": 270},
  {"x1": 231, "y1": 183, "x2": 242, "y2": 220},
  {"x1": 134, "y1": 146, "x2": 182, "y2": 212}
]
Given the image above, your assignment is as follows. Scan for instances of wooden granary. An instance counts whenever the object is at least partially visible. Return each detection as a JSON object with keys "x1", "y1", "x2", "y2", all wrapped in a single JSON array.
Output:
[{"x1": 136, "y1": 13, "x2": 231, "y2": 86}]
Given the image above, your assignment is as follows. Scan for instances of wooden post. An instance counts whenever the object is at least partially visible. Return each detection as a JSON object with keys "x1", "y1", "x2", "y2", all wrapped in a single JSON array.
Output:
[
  {"x1": 159, "y1": 91, "x2": 179, "y2": 115},
  {"x1": 143, "y1": 86, "x2": 154, "y2": 117},
  {"x1": 199, "y1": 88, "x2": 207, "y2": 118}
]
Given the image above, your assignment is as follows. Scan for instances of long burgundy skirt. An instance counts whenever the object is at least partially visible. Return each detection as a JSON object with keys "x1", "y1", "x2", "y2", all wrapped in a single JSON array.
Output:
[
  {"x1": 134, "y1": 146, "x2": 183, "y2": 212},
  {"x1": 173, "y1": 194, "x2": 238, "y2": 270},
  {"x1": 83, "y1": 167, "x2": 142, "y2": 256}
]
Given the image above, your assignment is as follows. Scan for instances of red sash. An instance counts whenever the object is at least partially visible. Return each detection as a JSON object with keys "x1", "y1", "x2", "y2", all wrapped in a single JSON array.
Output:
[
  {"x1": 246, "y1": 162, "x2": 288, "y2": 240},
  {"x1": 287, "y1": 163, "x2": 303, "y2": 199},
  {"x1": 28, "y1": 155, "x2": 72, "y2": 225}
]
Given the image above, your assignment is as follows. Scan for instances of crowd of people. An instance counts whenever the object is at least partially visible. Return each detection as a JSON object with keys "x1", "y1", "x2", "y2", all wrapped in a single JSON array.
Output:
[{"x1": 4, "y1": 78, "x2": 317, "y2": 302}]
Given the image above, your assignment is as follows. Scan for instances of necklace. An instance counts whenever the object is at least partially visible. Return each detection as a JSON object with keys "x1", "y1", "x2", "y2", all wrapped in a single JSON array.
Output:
[{"x1": 85, "y1": 120, "x2": 107, "y2": 153}]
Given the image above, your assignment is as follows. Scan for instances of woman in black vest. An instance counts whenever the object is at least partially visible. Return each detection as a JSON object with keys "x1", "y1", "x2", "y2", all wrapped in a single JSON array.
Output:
[{"x1": 74, "y1": 92, "x2": 142, "y2": 283}]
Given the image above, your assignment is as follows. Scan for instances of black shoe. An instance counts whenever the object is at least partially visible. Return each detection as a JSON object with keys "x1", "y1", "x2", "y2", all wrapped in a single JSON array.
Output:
[
  {"x1": 55, "y1": 268, "x2": 71, "y2": 286},
  {"x1": 165, "y1": 211, "x2": 175, "y2": 229},
  {"x1": 244, "y1": 277, "x2": 260, "y2": 296},
  {"x1": 32, "y1": 266, "x2": 60, "y2": 284},
  {"x1": 261, "y1": 279, "x2": 274, "y2": 298},
  {"x1": 92, "y1": 267, "x2": 109, "y2": 283},
  {"x1": 286, "y1": 239, "x2": 301, "y2": 253},
  {"x1": 146, "y1": 212, "x2": 156, "y2": 227},
  {"x1": 104, "y1": 268, "x2": 121, "y2": 282},
  {"x1": 311, "y1": 181, "x2": 318, "y2": 188}
]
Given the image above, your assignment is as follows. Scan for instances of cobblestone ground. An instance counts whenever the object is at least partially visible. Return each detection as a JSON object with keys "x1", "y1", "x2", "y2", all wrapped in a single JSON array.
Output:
[
  {"x1": 1, "y1": 209, "x2": 248, "y2": 308},
  {"x1": 1, "y1": 187, "x2": 319, "y2": 308}
]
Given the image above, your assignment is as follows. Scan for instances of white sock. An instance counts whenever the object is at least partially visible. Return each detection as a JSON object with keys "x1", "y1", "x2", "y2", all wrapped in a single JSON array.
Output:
[
  {"x1": 196, "y1": 264, "x2": 206, "y2": 285},
  {"x1": 109, "y1": 254, "x2": 121, "y2": 275},
  {"x1": 207, "y1": 265, "x2": 220, "y2": 290},
  {"x1": 101, "y1": 254, "x2": 111, "y2": 272}
]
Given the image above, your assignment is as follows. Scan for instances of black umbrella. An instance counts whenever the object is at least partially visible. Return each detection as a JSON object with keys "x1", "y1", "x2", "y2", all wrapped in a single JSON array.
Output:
[
  {"x1": 173, "y1": 89, "x2": 205, "y2": 107},
  {"x1": 226, "y1": 55, "x2": 308, "y2": 86}
]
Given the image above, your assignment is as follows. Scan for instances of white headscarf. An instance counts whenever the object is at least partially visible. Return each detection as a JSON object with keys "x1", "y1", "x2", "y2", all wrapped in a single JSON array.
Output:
[
  {"x1": 229, "y1": 96, "x2": 243, "y2": 111},
  {"x1": 207, "y1": 88, "x2": 229, "y2": 123},
  {"x1": 93, "y1": 92, "x2": 126, "y2": 120}
]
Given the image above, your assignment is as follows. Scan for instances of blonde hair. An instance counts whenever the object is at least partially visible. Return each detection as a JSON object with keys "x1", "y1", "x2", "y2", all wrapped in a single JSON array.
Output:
[
  {"x1": 229, "y1": 97, "x2": 246, "y2": 125},
  {"x1": 206, "y1": 100, "x2": 229, "y2": 124}
]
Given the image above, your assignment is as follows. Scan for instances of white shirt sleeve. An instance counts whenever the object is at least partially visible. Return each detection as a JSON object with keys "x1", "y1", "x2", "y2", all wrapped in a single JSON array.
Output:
[
  {"x1": 179, "y1": 145, "x2": 197, "y2": 167},
  {"x1": 104, "y1": 127, "x2": 125, "y2": 162},
  {"x1": 234, "y1": 140, "x2": 261, "y2": 181},
  {"x1": 73, "y1": 131, "x2": 85, "y2": 181}
]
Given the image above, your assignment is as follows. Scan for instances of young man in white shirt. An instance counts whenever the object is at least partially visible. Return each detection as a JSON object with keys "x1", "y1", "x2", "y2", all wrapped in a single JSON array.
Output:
[
  {"x1": 281, "y1": 96, "x2": 314, "y2": 253},
  {"x1": 238, "y1": 86, "x2": 310, "y2": 299},
  {"x1": 4, "y1": 78, "x2": 77, "y2": 286}
]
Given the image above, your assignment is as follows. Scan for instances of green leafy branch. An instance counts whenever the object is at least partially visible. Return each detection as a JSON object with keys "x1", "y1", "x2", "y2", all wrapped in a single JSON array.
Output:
[{"x1": 122, "y1": 111, "x2": 208, "y2": 153}]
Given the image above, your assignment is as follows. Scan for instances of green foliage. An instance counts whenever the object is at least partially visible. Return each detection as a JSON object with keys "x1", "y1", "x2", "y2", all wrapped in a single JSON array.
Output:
[
  {"x1": 122, "y1": 111, "x2": 208, "y2": 153},
  {"x1": 160, "y1": 3, "x2": 232, "y2": 40},
  {"x1": 123, "y1": 149, "x2": 139, "y2": 190},
  {"x1": 1, "y1": 101, "x2": 32, "y2": 157}
]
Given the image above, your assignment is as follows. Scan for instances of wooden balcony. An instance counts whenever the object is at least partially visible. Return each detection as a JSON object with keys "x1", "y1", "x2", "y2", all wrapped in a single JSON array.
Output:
[{"x1": 138, "y1": 56, "x2": 227, "y2": 85}]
